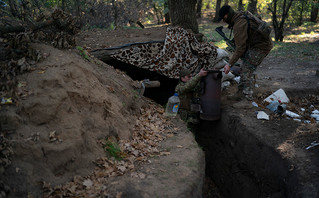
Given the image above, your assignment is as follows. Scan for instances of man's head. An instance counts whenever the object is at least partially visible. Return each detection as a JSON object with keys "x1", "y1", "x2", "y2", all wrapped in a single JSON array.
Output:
[
  {"x1": 179, "y1": 69, "x2": 192, "y2": 82},
  {"x1": 218, "y1": 5, "x2": 235, "y2": 24},
  {"x1": 218, "y1": 5, "x2": 230, "y2": 21}
]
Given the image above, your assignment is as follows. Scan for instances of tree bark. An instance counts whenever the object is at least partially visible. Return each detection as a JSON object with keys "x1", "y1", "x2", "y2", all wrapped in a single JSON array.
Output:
[
  {"x1": 196, "y1": 0, "x2": 202, "y2": 18},
  {"x1": 213, "y1": 0, "x2": 222, "y2": 22},
  {"x1": 311, "y1": 0, "x2": 318, "y2": 22},
  {"x1": 168, "y1": 0, "x2": 199, "y2": 33},
  {"x1": 248, "y1": 0, "x2": 258, "y2": 14}
]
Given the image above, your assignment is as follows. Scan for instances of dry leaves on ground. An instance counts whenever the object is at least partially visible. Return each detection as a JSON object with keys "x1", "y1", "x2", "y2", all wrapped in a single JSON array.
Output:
[{"x1": 43, "y1": 100, "x2": 177, "y2": 197}]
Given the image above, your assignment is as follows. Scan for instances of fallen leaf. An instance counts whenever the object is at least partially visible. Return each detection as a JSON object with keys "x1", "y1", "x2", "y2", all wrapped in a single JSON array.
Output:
[
  {"x1": 83, "y1": 179, "x2": 93, "y2": 188},
  {"x1": 167, "y1": 134, "x2": 174, "y2": 138},
  {"x1": 160, "y1": 152, "x2": 171, "y2": 156}
]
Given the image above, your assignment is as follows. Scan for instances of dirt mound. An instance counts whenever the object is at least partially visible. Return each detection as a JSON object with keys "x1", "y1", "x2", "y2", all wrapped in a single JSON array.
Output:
[
  {"x1": 1, "y1": 42, "x2": 205, "y2": 198},
  {"x1": 1, "y1": 43, "x2": 144, "y2": 196}
]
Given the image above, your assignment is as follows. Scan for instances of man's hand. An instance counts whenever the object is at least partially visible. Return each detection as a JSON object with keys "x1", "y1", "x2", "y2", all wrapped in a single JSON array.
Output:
[
  {"x1": 224, "y1": 64, "x2": 231, "y2": 74},
  {"x1": 198, "y1": 68, "x2": 208, "y2": 77}
]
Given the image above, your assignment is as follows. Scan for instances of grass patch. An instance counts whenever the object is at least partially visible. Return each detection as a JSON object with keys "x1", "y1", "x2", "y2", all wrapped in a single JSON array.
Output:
[
  {"x1": 103, "y1": 138, "x2": 125, "y2": 160},
  {"x1": 76, "y1": 46, "x2": 90, "y2": 61},
  {"x1": 270, "y1": 41, "x2": 319, "y2": 61}
]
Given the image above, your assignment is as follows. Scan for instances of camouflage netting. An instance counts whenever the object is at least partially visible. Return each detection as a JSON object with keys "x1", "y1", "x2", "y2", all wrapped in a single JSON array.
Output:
[
  {"x1": 0, "y1": 9, "x2": 80, "y2": 97},
  {"x1": 111, "y1": 27, "x2": 227, "y2": 79}
]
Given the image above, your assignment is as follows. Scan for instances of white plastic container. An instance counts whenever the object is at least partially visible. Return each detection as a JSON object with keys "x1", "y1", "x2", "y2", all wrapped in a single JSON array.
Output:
[
  {"x1": 264, "y1": 88, "x2": 289, "y2": 103},
  {"x1": 165, "y1": 93, "x2": 180, "y2": 117},
  {"x1": 285, "y1": 110, "x2": 301, "y2": 118}
]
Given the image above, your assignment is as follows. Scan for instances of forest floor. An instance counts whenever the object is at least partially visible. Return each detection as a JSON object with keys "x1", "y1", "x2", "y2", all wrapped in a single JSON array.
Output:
[{"x1": 1, "y1": 17, "x2": 319, "y2": 197}]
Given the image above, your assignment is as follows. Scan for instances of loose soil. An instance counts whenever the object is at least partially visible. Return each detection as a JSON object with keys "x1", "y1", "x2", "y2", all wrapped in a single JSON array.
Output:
[{"x1": 1, "y1": 22, "x2": 319, "y2": 198}]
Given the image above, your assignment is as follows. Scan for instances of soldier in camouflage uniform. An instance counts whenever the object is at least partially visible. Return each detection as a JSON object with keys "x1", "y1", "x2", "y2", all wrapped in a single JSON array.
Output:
[
  {"x1": 175, "y1": 68, "x2": 208, "y2": 123},
  {"x1": 219, "y1": 5, "x2": 273, "y2": 100}
]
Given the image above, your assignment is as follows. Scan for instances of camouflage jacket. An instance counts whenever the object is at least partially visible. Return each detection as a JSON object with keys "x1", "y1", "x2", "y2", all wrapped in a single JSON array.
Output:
[
  {"x1": 228, "y1": 12, "x2": 273, "y2": 66},
  {"x1": 175, "y1": 74, "x2": 201, "y2": 111}
]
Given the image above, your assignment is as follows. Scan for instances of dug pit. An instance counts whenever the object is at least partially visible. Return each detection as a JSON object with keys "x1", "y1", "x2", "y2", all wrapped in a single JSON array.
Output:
[{"x1": 109, "y1": 59, "x2": 319, "y2": 198}]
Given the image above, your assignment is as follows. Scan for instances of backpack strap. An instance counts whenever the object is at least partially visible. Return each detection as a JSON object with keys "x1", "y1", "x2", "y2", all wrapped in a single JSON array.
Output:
[{"x1": 244, "y1": 13, "x2": 251, "y2": 37}]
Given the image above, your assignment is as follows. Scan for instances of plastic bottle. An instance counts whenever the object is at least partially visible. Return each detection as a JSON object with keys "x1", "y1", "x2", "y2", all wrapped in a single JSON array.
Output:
[{"x1": 165, "y1": 93, "x2": 180, "y2": 117}]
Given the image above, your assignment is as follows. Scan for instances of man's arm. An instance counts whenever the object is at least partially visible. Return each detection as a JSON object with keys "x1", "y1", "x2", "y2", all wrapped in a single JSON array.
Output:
[
  {"x1": 224, "y1": 18, "x2": 249, "y2": 74},
  {"x1": 175, "y1": 69, "x2": 208, "y2": 94},
  {"x1": 175, "y1": 74, "x2": 202, "y2": 95},
  {"x1": 228, "y1": 18, "x2": 249, "y2": 66}
]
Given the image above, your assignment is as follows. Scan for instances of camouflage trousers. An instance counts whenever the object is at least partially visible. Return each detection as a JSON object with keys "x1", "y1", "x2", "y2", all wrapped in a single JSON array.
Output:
[{"x1": 239, "y1": 48, "x2": 269, "y2": 99}]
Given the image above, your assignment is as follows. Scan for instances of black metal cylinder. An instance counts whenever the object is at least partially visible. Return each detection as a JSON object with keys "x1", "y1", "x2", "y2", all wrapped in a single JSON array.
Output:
[{"x1": 200, "y1": 71, "x2": 222, "y2": 121}]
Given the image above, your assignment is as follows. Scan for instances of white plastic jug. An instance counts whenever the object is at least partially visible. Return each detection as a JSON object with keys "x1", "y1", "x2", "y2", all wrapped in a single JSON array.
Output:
[{"x1": 165, "y1": 93, "x2": 180, "y2": 117}]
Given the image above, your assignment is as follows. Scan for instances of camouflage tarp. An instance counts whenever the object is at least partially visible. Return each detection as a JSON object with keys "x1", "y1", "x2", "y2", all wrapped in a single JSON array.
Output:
[{"x1": 111, "y1": 27, "x2": 228, "y2": 79}]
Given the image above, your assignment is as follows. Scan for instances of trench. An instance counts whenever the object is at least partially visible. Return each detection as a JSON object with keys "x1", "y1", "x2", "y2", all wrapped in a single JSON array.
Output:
[{"x1": 106, "y1": 61, "x2": 299, "y2": 198}]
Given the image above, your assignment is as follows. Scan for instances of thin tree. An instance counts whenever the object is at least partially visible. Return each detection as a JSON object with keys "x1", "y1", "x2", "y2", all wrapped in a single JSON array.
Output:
[
  {"x1": 311, "y1": 0, "x2": 318, "y2": 22},
  {"x1": 112, "y1": 0, "x2": 118, "y2": 28},
  {"x1": 168, "y1": 0, "x2": 199, "y2": 33},
  {"x1": 268, "y1": 0, "x2": 294, "y2": 41},
  {"x1": 164, "y1": 0, "x2": 170, "y2": 23},
  {"x1": 196, "y1": 0, "x2": 202, "y2": 18},
  {"x1": 213, "y1": 0, "x2": 222, "y2": 22},
  {"x1": 297, "y1": 0, "x2": 308, "y2": 26}
]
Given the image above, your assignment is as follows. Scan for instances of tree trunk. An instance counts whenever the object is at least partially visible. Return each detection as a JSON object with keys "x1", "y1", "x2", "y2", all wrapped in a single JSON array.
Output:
[
  {"x1": 112, "y1": 0, "x2": 118, "y2": 28},
  {"x1": 164, "y1": 0, "x2": 170, "y2": 23},
  {"x1": 269, "y1": 0, "x2": 294, "y2": 41},
  {"x1": 196, "y1": 0, "x2": 202, "y2": 18},
  {"x1": 238, "y1": 0, "x2": 244, "y2": 11},
  {"x1": 248, "y1": 0, "x2": 258, "y2": 14},
  {"x1": 311, "y1": 0, "x2": 318, "y2": 22},
  {"x1": 168, "y1": 0, "x2": 199, "y2": 33},
  {"x1": 213, "y1": 0, "x2": 222, "y2": 22},
  {"x1": 298, "y1": 0, "x2": 306, "y2": 26}
]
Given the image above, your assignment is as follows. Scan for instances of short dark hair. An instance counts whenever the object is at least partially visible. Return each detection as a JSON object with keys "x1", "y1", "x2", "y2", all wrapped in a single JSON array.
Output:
[{"x1": 218, "y1": 5, "x2": 231, "y2": 21}]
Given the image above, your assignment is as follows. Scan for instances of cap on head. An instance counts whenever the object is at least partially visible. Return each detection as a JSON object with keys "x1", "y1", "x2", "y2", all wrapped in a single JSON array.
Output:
[
  {"x1": 179, "y1": 69, "x2": 192, "y2": 78},
  {"x1": 218, "y1": 5, "x2": 231, "y2": 22}
]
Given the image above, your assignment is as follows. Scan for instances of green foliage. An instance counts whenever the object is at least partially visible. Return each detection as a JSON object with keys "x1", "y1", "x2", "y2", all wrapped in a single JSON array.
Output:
[
  {"x1": 110, "y1": 22, "x2": 115, "y2": 30},
  {"x1": 76, "y1": 46, "x2": 90, "y2": 61},
  {"x1": 103, "y1": 138, "x2": 124, "y2": 160},
  {"x1": 288, "y1": 0, "x2": 312, "y2": 25}
]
